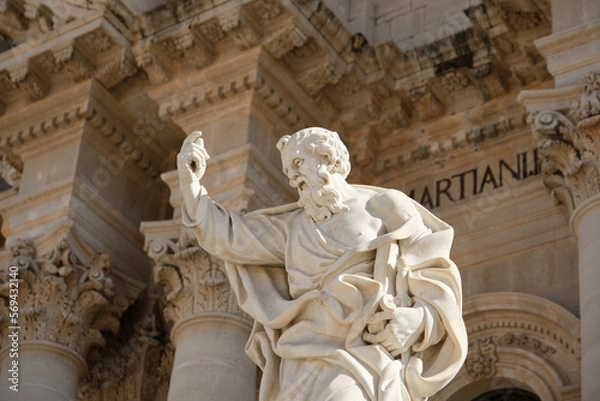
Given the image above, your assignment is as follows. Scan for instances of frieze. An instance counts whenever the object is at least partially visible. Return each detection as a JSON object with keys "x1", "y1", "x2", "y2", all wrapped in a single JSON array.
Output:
[
  {"x1": 375, "y1": 115, "x2": 515, "y2": 175},
  {"x1": 465, "y1": 331, "x2": 556, "y2": 381},
  {"x1": 407, "y1": 148, "x2": 541, "y2": 210},
  {"x1": 468, "y1": 319, "x2": 577, "y2": 357}
]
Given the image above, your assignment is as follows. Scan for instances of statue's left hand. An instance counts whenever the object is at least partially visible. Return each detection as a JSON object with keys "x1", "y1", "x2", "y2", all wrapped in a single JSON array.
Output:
[{"x1": 363, "y1": 298, "x2": 425, "y2": 357}]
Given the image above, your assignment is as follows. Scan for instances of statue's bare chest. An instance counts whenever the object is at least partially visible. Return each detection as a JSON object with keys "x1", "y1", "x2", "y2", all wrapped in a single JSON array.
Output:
[{"x1": 316, "y1": 207, "x2": 384, "y2": 248}]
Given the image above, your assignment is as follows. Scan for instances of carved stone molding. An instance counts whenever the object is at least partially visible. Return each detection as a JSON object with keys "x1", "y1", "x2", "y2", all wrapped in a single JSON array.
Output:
[
  {"x1": 465, "y1": 337, "x2": 497, "y2": 380},
  {"x1": 78, "y1": 311, "x2": 173, "y2": 401},
  {"x1": 53, "y1": 44, "x2": 94, "y2": 83},
  {"x1": 0, "y1": 147, "x2": 23, "y2": 189},
  {"x1": 251, "y1": 0, "x2": 283, "y2": 21},
  {"x1": 148, "y1": 229, "x2": 250, "y2": 328},
  {"x1": 441, "y1": 70, "x2": 470, "y2": 92},
  {"x1": 569, "y1": 70, "x2": 600, "y2": 124},
  {"x1": 133, "y1": 41, "x2": 172, "y2": 84},
  {"x1": 220, "y1": 11, "x2": 260, "y2": 50},
  {"x1": 465, "y1": 331, "x2": 557, "y2": 381},
  {"x1": 527, "y1": 109, "x2": 599, "y2": 213},
  {"x1": 0, "y1": 239, "x2": 132, "y2": 357},
  {"x1": 494, "y1": 332, "x2": 556, "y2": 357},
  {"x1": 263, "y1": 24, "x2": 307, "y2": 59},
  {"x1": 94, "y1": 49, "x2": 137, "y2": 89},
  {"x1": 296, "y1": 61, "x2": 342, "y2": 96},
  {"x1": 408, "y1": 83, "x2": 443, "y2": 121},
  {"x1": 172, "y1": 30, "x2": 214, "y2": 70},
  {"x1": 7, "y1": 62, "x2": 49, "y2": 100}
]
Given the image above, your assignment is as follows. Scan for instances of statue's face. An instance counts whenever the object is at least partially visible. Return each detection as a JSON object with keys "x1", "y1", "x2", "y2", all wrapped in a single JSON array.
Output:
[{"x1": 281, "y1": 140, "x2": 326, "y2": 194}]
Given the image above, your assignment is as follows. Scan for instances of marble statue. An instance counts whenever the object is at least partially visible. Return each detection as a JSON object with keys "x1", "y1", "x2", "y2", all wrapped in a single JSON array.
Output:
[{"x1": 177, "y1": 127, "x2": 468, "y2": 401}]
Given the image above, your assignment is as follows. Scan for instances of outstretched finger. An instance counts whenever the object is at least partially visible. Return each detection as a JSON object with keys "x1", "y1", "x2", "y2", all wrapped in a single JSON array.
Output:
[{"x1": 183, "y1": 131, "x2": 203, "y2": 147}]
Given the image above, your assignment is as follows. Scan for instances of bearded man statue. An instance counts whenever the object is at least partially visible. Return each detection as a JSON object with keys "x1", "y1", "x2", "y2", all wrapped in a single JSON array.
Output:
[{"x1": 177, "y1": 127, "x2": 467, "y2": 401}]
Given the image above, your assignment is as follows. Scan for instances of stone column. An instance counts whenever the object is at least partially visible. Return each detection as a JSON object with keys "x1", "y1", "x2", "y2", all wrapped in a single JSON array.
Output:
[
  {"x1": 0, "y1": 239, "x2": 131, "y2": 401},
  {"x1": 146, "y1": 228, "x2": 256, "y2": 401},
  {"x1": 522, "y1": 72, "x2": 600, "y2": 399}
]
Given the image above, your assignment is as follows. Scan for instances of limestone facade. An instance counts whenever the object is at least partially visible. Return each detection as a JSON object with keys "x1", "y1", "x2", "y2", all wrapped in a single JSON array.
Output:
[{"x1": 0, "y1": 0, "x2": 595, "y2": 399}]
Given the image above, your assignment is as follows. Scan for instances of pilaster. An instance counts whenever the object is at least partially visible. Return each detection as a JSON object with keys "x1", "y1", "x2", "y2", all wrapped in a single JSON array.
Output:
[{"x1": 521, "y1": 67, "x2": 600, "y2": 401}]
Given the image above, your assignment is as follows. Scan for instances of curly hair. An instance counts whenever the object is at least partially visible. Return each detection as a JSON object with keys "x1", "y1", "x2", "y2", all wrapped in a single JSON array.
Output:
[{"x1": 276, "y1": 127, "x2": 351, "y2": 178}]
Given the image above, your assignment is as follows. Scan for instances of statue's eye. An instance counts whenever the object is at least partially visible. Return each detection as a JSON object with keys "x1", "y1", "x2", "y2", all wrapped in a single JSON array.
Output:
[{"x1": 293, "y1": 158, "x2": 304, "y2": 168}]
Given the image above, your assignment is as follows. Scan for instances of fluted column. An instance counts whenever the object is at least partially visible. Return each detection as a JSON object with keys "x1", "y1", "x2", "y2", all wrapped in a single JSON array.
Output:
[
  {"x1": 146, "y1": 228, "x2": 256, "y2": 401},
  {"x1": 523, "y1": 71, "x2": 600, "y2": 400},
  {"x1": 0, "y1": 239, "x2": 132, "y2": 401}
]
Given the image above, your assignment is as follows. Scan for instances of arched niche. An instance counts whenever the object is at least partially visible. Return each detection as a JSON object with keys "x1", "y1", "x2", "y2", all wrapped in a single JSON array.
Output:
[{"x1": 432, "y1": 292, "x2": 581, "y2": 401}]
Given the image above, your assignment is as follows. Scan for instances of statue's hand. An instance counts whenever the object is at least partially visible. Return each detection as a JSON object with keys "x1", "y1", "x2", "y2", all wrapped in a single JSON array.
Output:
[
  {"x1": 178, "y1": 131, "x2": 210, "y2": 186},
  {"x1": 363, "y1": 297, "x2": 425, "y2": 357}
]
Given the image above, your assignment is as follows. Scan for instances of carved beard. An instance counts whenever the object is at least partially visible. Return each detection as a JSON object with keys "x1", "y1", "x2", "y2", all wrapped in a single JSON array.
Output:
[{"x1": 295, "y1": 165, "x2": 348, "y2": 222}]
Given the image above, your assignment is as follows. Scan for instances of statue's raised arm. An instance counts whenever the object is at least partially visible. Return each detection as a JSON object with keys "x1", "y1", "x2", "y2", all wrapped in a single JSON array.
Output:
[
  {"x1": 176, "y1": 127, "x2": 467, "y2": 401},
  {"x1": 177, "y1": 131, "x2": 210, "y2": 219}
]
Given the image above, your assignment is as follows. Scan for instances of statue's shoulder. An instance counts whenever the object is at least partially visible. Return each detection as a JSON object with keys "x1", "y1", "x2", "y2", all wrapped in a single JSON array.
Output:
[
  {"x1": 352, "y1": 185, "x2": 414, "y2": 207},
  {"x1": 353, "y1": 185, "x2": 417, "y2": 224}
]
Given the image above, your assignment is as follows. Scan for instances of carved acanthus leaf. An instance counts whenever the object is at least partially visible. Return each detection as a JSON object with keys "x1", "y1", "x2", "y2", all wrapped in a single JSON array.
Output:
[
  {"x1": 263, "y1": 24, "x2": 307, "y2": 59},
  {"x1": 296, "y1": 61, "x2": 342, "y2": 96},
  {"x1": 0, "y1": 239, "x2": 132, "y2": 356},
  {"x1": 133, "y1": 42, "x2": 172, "y2": 84},
  {"x1": 466, "y1": 331, "x2": 556, "y2": 380},
  {"x1": 77, "y1": 311, "x2": 172, "y2": 401},
  {"x1": 53, "y1": 44, "x2": 93, "y2": 82},
  {"x1": 220, "y1": 12, "x2": 260, "y2": 50},
  {"x1": 569, "y1": 71, "x2": 600, "y2": 123},
  {"x1": 8, "y1": 62, "x2": 49, "y2": 100},
  {"x1": 251, "y1": 0, "x2": 283, "y2": 21},
  {"x1": 79, "y1": 30, "x2": 113, "y2": 53},
  {"x1": 465, "y1": 337, "x2": 497, "y2": 380},
  {"x1": 148, "y1": 229, "x2": 250, "y2": 327},
  {"x1": 442, "y1": 70, "x2": 470, "y2": 92},
  {"x1": 528, "y1": 110, "x2": 600, "y2": 212},
  {"x1": 0, "y1": 147, "x2": 23, "y2": 188},
  {"x1": 408, "y1": 83, "x2": 443, "y2": 121},
  {"x1": 94, "y1": 49, "x2": 137, "y2": 88},
  {"x1": 172, "y1": 31, "x2": 214, "y2": 70},
  {"x1": 197, "y1": 20, "x2": 226, "y2": 43}
]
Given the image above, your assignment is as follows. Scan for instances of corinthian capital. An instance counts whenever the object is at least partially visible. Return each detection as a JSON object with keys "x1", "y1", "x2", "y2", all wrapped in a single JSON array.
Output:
[
  {"x1": 0, "y1": 239, "x2": 131, "y2": 357},
  {"x1": 527, "y1": 109, "x2": 600, "y2": 213},
  {"x1": 148, "y1": 229, "x2": 249, "y2": 328}
]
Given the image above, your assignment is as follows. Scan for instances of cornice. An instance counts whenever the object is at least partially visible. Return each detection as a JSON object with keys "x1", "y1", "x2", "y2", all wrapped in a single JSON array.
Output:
[
  {"x1": 535, "y1": 18, "x2": 600, "y2": 57},
  {"x1": 0, "y1": 80, "x2": 164, "y2": 179}
]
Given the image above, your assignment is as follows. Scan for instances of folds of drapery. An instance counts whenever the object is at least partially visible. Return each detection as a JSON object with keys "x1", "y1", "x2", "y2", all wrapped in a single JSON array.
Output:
[{"x1": 184, "y1": 185, "x2": 467, "y2": 400}]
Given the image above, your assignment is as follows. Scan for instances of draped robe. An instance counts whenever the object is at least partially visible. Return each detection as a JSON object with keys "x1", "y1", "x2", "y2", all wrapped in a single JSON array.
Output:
[{"x1": 183, "y1": 185, "x2": 467, "y2": 401}]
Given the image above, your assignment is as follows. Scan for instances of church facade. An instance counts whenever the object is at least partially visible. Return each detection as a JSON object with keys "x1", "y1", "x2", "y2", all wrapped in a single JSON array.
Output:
[{"x1": 0, "y1": 0, "x2": 596, "y2": 400}]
